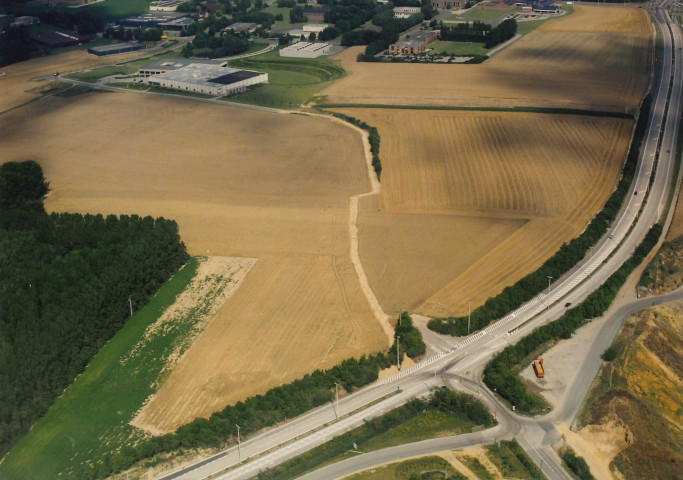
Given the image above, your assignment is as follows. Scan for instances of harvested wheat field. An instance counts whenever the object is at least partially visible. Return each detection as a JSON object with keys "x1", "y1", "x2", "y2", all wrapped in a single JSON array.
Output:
[
  {"x1": 0, "y1": 49, "x2": 143, "y2": 113},
  {"x1": 0, "y1": 91, "x2": 388, "y2": 432},
  {"x1": 320, "y1": 5, "x2": 651, "y2": 111},
  {"x1": 333, "y1": 109, "x2": 633, "y2": 317}
]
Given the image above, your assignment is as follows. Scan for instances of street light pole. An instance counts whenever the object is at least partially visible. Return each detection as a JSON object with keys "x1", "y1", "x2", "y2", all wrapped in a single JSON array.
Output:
[
  {"x1": 468, "y1": 301, "x2": 471, "y2": 335},
  {"x1": 396, "y1": 335, "x2": 401, "y2": 370},
  {"x1": 236, "y1": 424, "x2": 241, "y2": 461},
  {"x1": 333, "y1": 382, "x2": 339, "y2": 419},
  {"x1": 128, "y1": 296, "x2": 133, "y2": 317}
]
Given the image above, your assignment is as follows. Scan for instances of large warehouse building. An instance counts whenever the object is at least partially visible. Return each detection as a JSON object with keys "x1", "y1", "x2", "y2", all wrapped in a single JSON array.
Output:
[
  {"x1": 279, "y1": 41, "x2": 331, "y2": 58},
  {"x1": 147, "y1": 64, "x2": 267, "y2": 96},
  {"x1": 88, "y1": 42, "x2": 146, "y2": 56}
]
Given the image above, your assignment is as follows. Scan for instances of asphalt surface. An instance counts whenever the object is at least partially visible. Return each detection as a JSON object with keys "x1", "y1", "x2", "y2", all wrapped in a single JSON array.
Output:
[{"x1": 153, "y1": 2, "x2": 683, "y2": 479}]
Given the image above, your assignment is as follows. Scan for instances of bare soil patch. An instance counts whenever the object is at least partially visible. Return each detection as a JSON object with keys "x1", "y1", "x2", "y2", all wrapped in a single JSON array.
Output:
[
  {"x1": 320, "y1": 6, "x2": 651, "y2": 112},
  {"x1": 332, "y1": 109, "x2": 631, "y2": 316},
  {"x1": 0, "y1": 92, "x2": 387, "y2": 432}
]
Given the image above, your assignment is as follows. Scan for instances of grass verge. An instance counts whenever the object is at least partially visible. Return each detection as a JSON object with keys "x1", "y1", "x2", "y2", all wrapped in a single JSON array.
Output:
[
  {"x1": 253, "y1": 387, "x2": 495, "y2": 480},
  {"x1": 0, "y1": 258, "x2": 200, "y2": 480},
  {"x1": 346, "y1": 456, "x2": 468, "y2": 480},
  {"x1": 227, "y1": 50, "x2": 345, "y2": 109},
  {"x1": 485, "y1": 440, "x2": 545, "y2": 479}
]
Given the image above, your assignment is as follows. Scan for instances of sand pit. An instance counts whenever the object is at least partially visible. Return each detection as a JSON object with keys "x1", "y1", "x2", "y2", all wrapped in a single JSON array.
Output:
[
  {"x1": 0, "y1": 91, "x2": 387, "y2": 432},
  {"x1": 333, "y1": 109, "x2": 631, "y2": 316},
  {"x1": 320, "y1": 6, "x2": 651, "y2": 111}
]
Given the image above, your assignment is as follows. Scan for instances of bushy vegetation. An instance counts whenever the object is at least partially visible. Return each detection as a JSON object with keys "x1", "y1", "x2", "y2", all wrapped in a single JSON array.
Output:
[
  {"x1": 389, "y1": 312, "x2": 427, "y2": 360},
  {"x1": 483, "y1": 223, "x2": 662, "y2": 412},
  {"x1": 182, "y1": 30, "x2": 249, "y2": 58},
  {"x1": 0, "y1": 161, "x2": 189, "y2": 457},
  {"x1": 560, "y1": 448, "x2": 595, "y2": 480},
  {"x1": 429, "y1": 94, "x2": 651, "y2": 337},
  {"x1": 39, "y1": 9, "x2": 105, "y2": 35},
  {"x1": 255, "y1": 387, "x2": 494, "y2": 480},
  {"x1": 485, "y1": 440, "x2": 544, "y2": 479},
  {"x1": 81, "y1": 314, "x2": 425, "y2": 478},
  {"x1": 326, "y1": 111, "x2": 382, "y2": 179}
]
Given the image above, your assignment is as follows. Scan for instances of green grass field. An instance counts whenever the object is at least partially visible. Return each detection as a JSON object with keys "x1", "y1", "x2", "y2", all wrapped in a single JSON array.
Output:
[
  {"x1": 80, "y1": 0, "x2": 151, "y2": 23},
  {"x1": 0, "y1": 259, "x2": 202, "y2": 480},
  {"x1": 427, "y1": 39, "x2": 489, "y2": 57},
  {"x1": 347, "y1": 456, "x2": 467, "y2": 480},
  {"x1": 461, "y1": 7, "x2": 509, "y2": 21},
  {"x1": 226, "y1": 49, "x2": 345, "y2": 108}
]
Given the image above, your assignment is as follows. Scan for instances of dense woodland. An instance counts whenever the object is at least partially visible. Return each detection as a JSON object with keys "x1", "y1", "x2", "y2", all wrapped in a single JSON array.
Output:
[{"x1": 0, "y1": 161, "x2": 189, "y2": 456}]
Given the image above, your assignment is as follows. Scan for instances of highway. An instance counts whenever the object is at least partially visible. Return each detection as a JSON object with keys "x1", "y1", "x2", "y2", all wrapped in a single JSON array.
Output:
[{"x1": 157, "y1": 2, "x2": 683, "y2": 479}]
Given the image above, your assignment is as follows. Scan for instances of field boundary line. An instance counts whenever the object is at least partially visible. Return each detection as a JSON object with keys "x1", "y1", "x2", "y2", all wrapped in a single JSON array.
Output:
[{"x1": 314, "y1": 103, "x2": 634, "y2": 119}]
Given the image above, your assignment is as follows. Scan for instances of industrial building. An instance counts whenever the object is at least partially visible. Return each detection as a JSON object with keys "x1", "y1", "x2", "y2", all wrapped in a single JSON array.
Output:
[
  {"x1": 302, "y1": 23, "x2": 328, "y2": 33},
  {"x1": 226, "y1": 22, "x2": 260, "y2": 33},
  {"x1": 388, "y1": 30, "x2": 438, "y2": 55},
  {"x1": 88, "y1": 42, "x2": 146, "y2": 56},
  {"x1": 150, "y1": 0, "x2": 188, "y2": 11},
  {"x1": 279, "y1": 41, "x2": 331, "y2": 58},
  {"x1": 32, "y1": 30, "x2": 94, "y2": 48},
  {"x1": 393, "y1": 6, "x2": 421, "y2": 18},
  {"x1": 118, "y1": 12, "x2": 190, "y2": 29},
  {"x1": 147, "y1": 64, "x2": 268, "y2": 96},
  {"x1": 138, "y1": 58, "x2": 226, "y2": 77},
  {"x1": 302, "y1": 7, "x2": 328, "y2": 22}
]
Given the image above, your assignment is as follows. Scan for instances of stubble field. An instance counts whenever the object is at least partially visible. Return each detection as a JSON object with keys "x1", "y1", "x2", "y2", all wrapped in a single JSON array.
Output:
[
  {"x1": 0, "y1": 49, "x2": 143, "y2": 113},
  {"x1": 320, "y1": 5, "x2": 651, "y2": 112},
  {"x1": 0, "y1": 91, "x2": 388, "y2": 432},
  {"x1": 332, "y1": 109, "x2": 633, "y2": 316}
]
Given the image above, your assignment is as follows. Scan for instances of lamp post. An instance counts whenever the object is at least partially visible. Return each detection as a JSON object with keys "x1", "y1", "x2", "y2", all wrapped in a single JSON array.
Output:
[
  {"x1": 236, "y1": 424, "x2": 241, "y2": 461},
  {"x1": 333, "y1": 382, "x2": 339, "y2": 419},
  {"x1": 396, "y1": 335, "x2": 401, "y2": 370},
  {"x1": 468, "y1": 301, "x2": 471, "y2": 335}
]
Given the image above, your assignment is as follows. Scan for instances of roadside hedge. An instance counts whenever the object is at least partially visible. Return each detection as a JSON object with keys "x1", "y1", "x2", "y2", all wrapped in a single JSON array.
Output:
[
  {"x1": 482, "y1": 223, "x2": 662, "y2": 412},
  {"x1": 429, "y1": 94, "x2": 651, "y2": 337}
]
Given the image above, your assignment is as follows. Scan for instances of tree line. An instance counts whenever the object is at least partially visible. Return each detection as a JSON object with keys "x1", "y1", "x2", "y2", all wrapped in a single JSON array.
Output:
[
  {"x1": 429, "y1": 94, "x2": 651, "y2": 337},
  {"x1": 326, "y1": 111, "x2": 382, "y2": 179},
  {"x1": 0, "y1": 161, "x2": 189, "y2": 457},
  {"x1": 76, "y1": 313, "x2": 425, "y2": 478},
  {"x1": 482, "y1": 223, "x2": 662, "y2": 412},
  {"x1": 439, "y1": 18, "x2": 516, "y2": 49}
]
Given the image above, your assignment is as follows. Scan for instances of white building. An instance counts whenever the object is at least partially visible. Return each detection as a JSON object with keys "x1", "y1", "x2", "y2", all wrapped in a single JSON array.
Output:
[
  {"x1": 279, "y1": 41, "x2": 331, "y2": 58},
  {"x1": 302, "y1": 23, "x2": 329, "y2": 33},
  {"x1": 150, "y1": 0, "x2": 188, "y2": 11},
  {"x1": 393, "y1": 6, "x2": 421, "y2": 18},
  {"x1": 147, "y1": 64, "x2": 267, "y2": 96}
]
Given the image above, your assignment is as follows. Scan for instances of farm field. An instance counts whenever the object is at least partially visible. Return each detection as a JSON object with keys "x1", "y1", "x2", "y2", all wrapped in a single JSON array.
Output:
[
  {"x1": 0, "y1": 91, "x2": 388, "y2": 432},
  {"x1": 319, "y1": 5, "x2": 651, "y2": 112},
  {"x1": 332, "y1": 108, "x2": 632, "y2": 317},
  {"x1": 0, "y1": 49, "x2": 144, "y2": 113}
]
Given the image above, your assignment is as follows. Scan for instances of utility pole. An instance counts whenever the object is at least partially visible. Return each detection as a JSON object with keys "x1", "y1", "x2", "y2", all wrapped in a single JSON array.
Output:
[
  {"x1": 333, "y1": 382, "x2": 339, "y2": 419},
  {"x1": 468, "y1": 301, "x2": 471, "y2": 336},
  {"x1": 128, "y1": 296, "x2": 133, "y2": 317},
  {"x1": 396, "y1": 335, "x2": 401, "y2": 370},
  {"x1": 236, "y1": 424, "x2": 241, "y2": 461},
  {"x1": 546, "y1": 276, "x2": 552, "y2": 309}
]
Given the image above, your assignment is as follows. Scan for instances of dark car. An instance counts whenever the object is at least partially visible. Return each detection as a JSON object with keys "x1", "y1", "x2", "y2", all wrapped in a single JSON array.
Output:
[{"x1": 565, "y1": 302, "x2": 572, "y2": 308}]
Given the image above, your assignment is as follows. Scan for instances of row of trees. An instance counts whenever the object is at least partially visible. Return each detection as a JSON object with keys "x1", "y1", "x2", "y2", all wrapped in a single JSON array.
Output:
[
  {"x1": 77, "y1": 313, "x2": 425, "y2": 478},
  {"x1": 104, "y1": 26, "x2": 163, "y2": 42},
  {"x1": 326, "y1": 112, "x2": 382, "y2": 179},
  {"x1": 482, "y1": 224, "x2": 662, "y2": 412},
  {"x1": 181, "y1": 30, "x2": 249, "y2": 58},
  {"x1": 439, "y1": 18, "x2": 516, "y2": 48},
  {"x1": 429, "y1": 95, "x2": 652, "y2": 337},
  {"x1": 0, "y1": 162, "x2": 190, "y2": 456}
]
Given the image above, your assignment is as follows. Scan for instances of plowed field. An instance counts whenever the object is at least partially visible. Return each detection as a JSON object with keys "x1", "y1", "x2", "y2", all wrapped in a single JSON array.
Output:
[
  {"x1": 0, "y1": 92, "x2": 387, "y2": 433},
  {"x1": 320, "y1": 5, "x2": 651, "y2": 112},
  {"x1": 335, "y1": 109, "x2": 632, "y2": 316}
]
